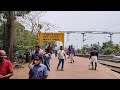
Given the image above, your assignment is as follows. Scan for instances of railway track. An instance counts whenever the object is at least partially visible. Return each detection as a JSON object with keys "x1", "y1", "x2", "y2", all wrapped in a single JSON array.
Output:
[
  {"x1": 98, "y1": 60, "x2": 120, "y2": 73},
  {"x1": 76, "y1": 54, "x2": 120, "y2": 73}
]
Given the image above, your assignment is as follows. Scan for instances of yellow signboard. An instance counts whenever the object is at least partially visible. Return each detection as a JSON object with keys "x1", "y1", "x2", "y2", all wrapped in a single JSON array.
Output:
[{"x1": 39, "y1": 32, "x2": 64, "y2": 47}]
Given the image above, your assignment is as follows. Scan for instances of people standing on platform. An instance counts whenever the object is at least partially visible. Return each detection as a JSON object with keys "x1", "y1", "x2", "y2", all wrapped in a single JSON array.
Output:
[
  {"x1": 70, "y1": 45, "x2": 75, "y2": 63},
  {"x1": 89, "y1": 48, "x2": 98, "y2": 70},
  {"x1": 47, "y1": 44, "x2": 52, "y2": 54},
  {"x1": 40, "y1": 46, "x2": 45, "y2": 55},
  {"x1": 0, "y1": 50, "x2": 14, "y2": 79},
  {"x1": 57, "y1": 46, "x2": 66, "y2": 71},
  {"x1": 43, "y1": 49, "x2": 51, "y2": 71},
  {"x1": 28, "y1": 55, "x2": 48, "y2": 79},
  {"x1": 47, "y1": 44, "x2": 53, "y2": 59},
  {"x1": 54, "y1": 45, "x2": 58, "y2": 57},
  {"x1": 68, "y1": 45, "x2": 71, "y2": 59},
  {"x1": 28, "y1": 46, "x2": 44, "y2": 68}
]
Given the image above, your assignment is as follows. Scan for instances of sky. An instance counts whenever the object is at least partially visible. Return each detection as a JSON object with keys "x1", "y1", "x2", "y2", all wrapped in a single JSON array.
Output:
[{"x1": 20, "y1": 11, "x2": 120, "y2": 48}]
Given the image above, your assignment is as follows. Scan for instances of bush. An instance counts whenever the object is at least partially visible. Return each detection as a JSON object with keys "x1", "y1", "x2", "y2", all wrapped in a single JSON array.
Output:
[
  {"x1": 76, "y1": 49, "x2": 81, "y2": 54},
  {"x1": 102, "y1": 47, "x2": 116, "y2": 55}
]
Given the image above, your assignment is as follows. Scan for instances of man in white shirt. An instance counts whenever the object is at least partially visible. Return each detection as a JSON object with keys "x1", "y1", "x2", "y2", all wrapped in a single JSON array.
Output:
[{"x1": 57, "y1": 46, "x2": 66, "y2": 71}]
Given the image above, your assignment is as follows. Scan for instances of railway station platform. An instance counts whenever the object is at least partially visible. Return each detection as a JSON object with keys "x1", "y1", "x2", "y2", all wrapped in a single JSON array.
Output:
[{"x1": 11, "y1": 55, "x2": 120, "y2": 79}]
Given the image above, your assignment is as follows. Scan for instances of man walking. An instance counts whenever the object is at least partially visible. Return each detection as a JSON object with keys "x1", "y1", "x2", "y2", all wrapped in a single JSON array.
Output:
[
  {"x1": 0, "y1": 50, "x2": 13, "y2": 79},
  {"x1": 43, "y1": 49, "x2": 51, "y2": 71},
  {"x1": 70, "y1": 45, "x2": 75, "y2": 63},
  {"x1": 57, "y1": 46, "x2": 66, "y2": 71},
  {"x1": 54, "y1": 45, "x2": 58, "y2": 57},
  {"x1": 67, "y1": 45, "x2": 71, "y2": 59},
  {"x1": 28, "y1": 46, "x2": 44, "y2": 68},
  {"x1": 29, "y1": 55, "x2": 48, "y2": 79},
  {"x1": 89, "y1": 48, "x2": 98, "y2": 70}
]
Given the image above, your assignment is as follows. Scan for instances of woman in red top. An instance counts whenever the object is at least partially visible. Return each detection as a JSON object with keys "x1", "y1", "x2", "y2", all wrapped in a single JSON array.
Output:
[{"x1": 0, "y1": 50, "x2": 13, "y2": 79}]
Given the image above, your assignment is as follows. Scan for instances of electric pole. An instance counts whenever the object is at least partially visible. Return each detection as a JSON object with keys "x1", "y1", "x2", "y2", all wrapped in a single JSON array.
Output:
[
  {"x1": 108, "y1": 33, "x2": 113, "y2": 42},
  {"x1": 81, "y1": 33, "x2": 86, "y2": 42}
]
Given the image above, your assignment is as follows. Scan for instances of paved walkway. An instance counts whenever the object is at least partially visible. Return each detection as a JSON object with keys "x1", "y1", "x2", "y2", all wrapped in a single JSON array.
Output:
[{"x1": 11, "y1": 55, "x2": 120, "y2": 79}]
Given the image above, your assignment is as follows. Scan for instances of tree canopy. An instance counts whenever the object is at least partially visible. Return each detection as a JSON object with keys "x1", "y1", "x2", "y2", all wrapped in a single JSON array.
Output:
[{"x1": 80, "y1": 41, "x2": 120, "y2": 55}]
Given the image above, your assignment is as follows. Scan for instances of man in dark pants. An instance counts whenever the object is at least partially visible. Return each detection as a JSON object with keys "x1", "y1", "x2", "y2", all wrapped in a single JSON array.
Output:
[
  {"x1": 54, "y1": 45, "x2": 58, "y2": 57},
  {"x1": 89, "y1": 48, "x2": 98, "y2": 70},
  {"x1": 57, "y1": 46, "x2": 66, "y2": 71}
]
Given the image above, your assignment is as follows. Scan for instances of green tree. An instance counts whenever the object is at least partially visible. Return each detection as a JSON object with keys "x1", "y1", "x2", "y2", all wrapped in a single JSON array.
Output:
[
  {"x1": 100, "y1": 41, "x2": 120, "y2": 55},
  {"x1": 0, "y1": 11, "x2": 31, "y2": 61},
  {"x1": 102, "y1": 47, "x2": 116, "y2": 55},
  {"x1": 14, "y1": 22, "x2": 39, "y2": 56}
]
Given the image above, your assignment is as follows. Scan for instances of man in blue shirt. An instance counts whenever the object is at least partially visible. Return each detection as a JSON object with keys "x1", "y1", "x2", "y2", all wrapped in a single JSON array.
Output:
[
  {"x1": 29, "y1": 55, "x2": 48, "y2": 79},
  {"x1": 28, "y1": 46, "x2": 44, "y2": 68}
]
